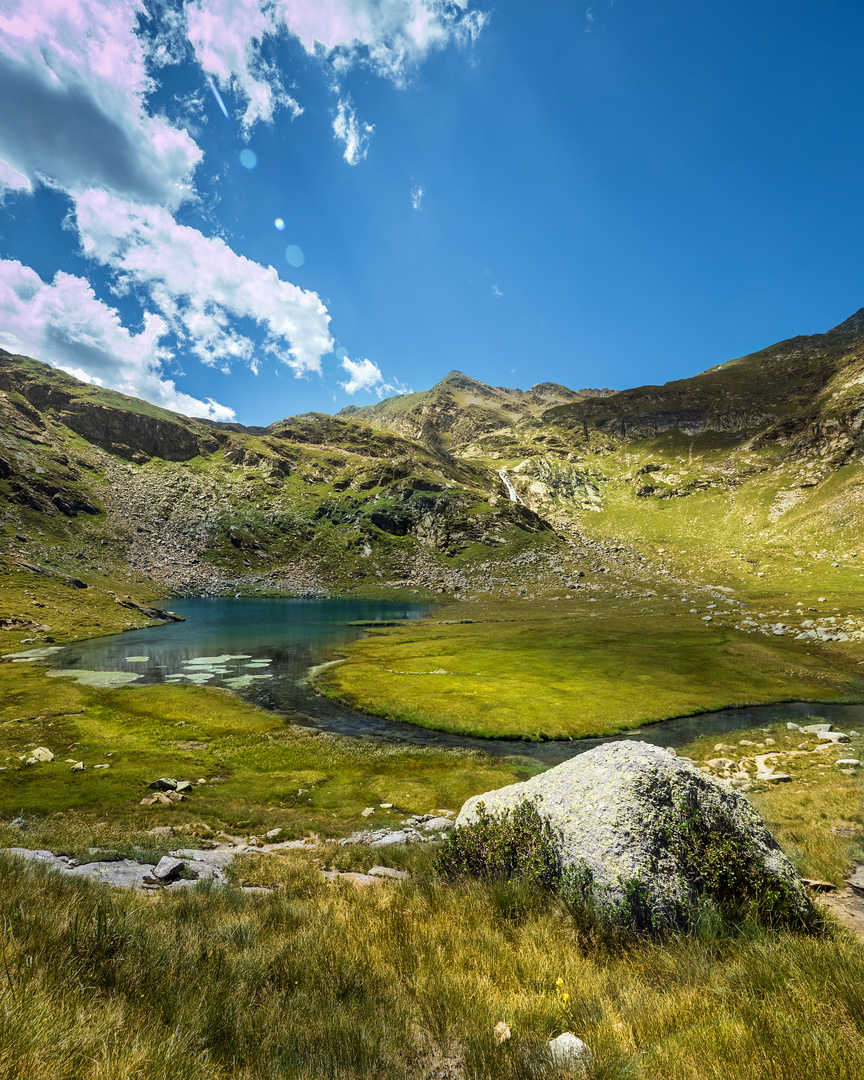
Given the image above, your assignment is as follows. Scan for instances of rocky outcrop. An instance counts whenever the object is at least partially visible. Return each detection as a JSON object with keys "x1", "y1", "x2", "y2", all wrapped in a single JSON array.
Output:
[{"x1": 457, "y1": 741, "x2": 812, "y2": 928}]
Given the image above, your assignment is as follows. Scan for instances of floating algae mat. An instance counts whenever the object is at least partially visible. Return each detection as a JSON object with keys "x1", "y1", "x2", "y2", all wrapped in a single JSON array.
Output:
[{"x1": 47, "y1": 669, "x2": 143, "y2": 688}]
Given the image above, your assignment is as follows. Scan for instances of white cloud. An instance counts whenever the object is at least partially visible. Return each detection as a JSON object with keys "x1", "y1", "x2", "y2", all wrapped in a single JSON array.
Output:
[
  {"x1": 411, "y1": 184, "x2": 425, "y2": 209},
  {"x1": 72, "y1": 190, "x2": 334, "y2": 378},
  {"x1": 491, "y1": 284, "x2": 502, "y2": 297},
  {"x1": 0, "y1": 259, "x2": 235, "y2": 420},
  {"x1": 0, "y1": 0, "x2": 200, "y2": 206},
  {"x1": 340, "y1": 357, "x2": 383, "y2": 394},
  {"x1": 339, "y1": 356, "x2": 410, "y2": 397},
  {"x1": 185, "y1": 1, "x2": 489, "y2": 128},
  {"x1": 333, "y1": 100, "x2": 374, "y2": 165}
]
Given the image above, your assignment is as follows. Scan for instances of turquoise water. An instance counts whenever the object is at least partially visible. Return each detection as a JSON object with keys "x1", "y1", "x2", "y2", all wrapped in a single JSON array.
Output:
[
  {"x1": 52, "y1": 596, "x2": 433, "y2": 709},
  {"x1": 50, "y1": 597, "x2": 864, "y2": 765}
]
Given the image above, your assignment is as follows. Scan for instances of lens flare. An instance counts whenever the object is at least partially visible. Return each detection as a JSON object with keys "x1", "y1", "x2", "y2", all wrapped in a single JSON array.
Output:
[
  {"x1": 208, "y1": 77, "x2": 230, "y2": 120},
  {"x1": 335, "y1": 347, "x2": 348, "y2": 360},
  {"x1": 239, "y1": 149, "x2": 257, "y2": 169},
  {"x1": 274, "y1": 218, "x2": 285, "y2": 231},
  {"x1": 285, "y1": 244, "x2": 304, "y2": 267}
]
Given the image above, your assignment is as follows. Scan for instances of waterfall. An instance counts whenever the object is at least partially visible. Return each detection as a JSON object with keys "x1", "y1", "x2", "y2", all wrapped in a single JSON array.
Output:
[{"x1": 497, "y1": 467, "x2": 523, "y2": 504}]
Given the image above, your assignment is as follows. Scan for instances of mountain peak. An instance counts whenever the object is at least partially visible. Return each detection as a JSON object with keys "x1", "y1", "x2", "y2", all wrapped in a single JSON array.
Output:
[{"x1": 826, "y1": 307, "x2": 864, "y2": 335}]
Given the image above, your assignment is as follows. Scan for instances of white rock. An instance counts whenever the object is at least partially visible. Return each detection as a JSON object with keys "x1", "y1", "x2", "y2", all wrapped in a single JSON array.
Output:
[
  {"x1": 817, "y1": 731, "x2": 850, "y2": 744},
  {"x1": 150, "y1": 857, "x2": 184, "y2": 883},
  {"x1": 26, "y1": 747, "x2": 53, "y2": 764},
  {"x1": 836, "y1": 760, "x2": 861, "y2": 767},
  {"x1": 786, "y1": 722, "x2": 801, "y2": 730},
  {"x1": 803, "y1": 723, "x2": 833, "y2": 733},
  {"x1": 457, "y1": 742, "x2": 807, "y2": 926},
  {"x1": 549, "y1": 1033, "x2": 592, "y2": 1068},
  {"x1": 70, "y1": 761, "x2": 85, "y2": 772}
]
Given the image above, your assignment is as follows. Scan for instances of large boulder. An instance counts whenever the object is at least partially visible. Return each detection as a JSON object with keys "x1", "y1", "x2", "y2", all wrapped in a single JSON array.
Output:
[{"x1": 456, "y1": 741, "x2": 811, "y2": 929}]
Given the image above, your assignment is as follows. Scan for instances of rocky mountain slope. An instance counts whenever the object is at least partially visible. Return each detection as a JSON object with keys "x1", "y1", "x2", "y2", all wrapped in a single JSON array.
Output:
[{"x1": 1, "y1": 307, "x2": 863, "y2": 635}]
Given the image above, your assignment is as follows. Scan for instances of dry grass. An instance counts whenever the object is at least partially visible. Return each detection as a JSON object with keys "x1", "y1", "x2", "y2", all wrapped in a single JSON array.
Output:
[{"x1": 0, "y1": 846, "x2": 862, "y2": 1080}]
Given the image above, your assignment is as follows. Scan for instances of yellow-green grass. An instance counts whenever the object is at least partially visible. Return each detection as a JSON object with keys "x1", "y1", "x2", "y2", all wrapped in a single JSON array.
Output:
[
  {"x1": 320, "y1": 603, "x2": 860, "y2": 740},
  {"x1": 0, "y1": 660, "x2": 538, "y2": 851},
  {"x1": 678, "y1": 719, "x2": 864, "y2": 885},
  {"x1": 0, "y1": 558, "x2": 162, "y2": 648},
  {"x1": 0, "y1": 812, "x2": 862, "y2": 1079}
]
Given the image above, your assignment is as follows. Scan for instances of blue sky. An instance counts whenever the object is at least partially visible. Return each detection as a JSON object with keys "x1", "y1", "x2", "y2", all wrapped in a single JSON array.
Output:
[{"x1": 0, "y1": 1, "x2": 862, "y2": 425}]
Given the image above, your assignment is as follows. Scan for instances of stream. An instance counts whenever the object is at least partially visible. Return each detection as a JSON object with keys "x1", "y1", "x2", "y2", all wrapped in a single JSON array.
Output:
[{"x1": 48, "y1": 597, "x2": 864, "y2": 766}]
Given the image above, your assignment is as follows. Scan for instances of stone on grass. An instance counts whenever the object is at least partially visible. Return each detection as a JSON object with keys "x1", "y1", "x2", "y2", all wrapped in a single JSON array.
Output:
[
  {"x1": 817, "y1": 731, "x2": 850, "y2": 744},
  {"x1": 848, "y1": 867, "x2": 864, "y2": 895},
  {"x1": 148, "y1": 826, "x2": 177, "y2": 838},
  {"x1": 423, "y1": 816, "x2": 455, "y2": 832},
  {"x1": 150, "y1": 856, "x2": 184, "y2": 883},
  {"x1": 149, "y1": 777, "x2": 178, "y2": 791},
  {"x1": 367, "y1": 865, "x2": 409, "y2": 881},
  {"x1": 361, "y1": 807, "x2": 376, "y2": 818},
  {"x1": 456, "y1": 741, "x2": 809, "y2": 927},
  {"x1": 140, "y1": 792, "x2": 172, "y2": 807},
  {"x1": 549, "y1": 1033, "x2": 592, "y2": 1068},
  {"x1": 70, "y1": 761, "x2": 85, "y2": 772},
  {"x1": 787, "y1": 722, "x2": 801, "y2": 731},
  {"x1": 174, "y1": 780, "x2": 192, "y2": 792},
  {"x1": 26, "y1": 747, "x2": 53, "y2": 764},
  {"x1": 755, "y1": 771, "x2": 791, "y2": 783},
  {"x1": 706, "y1": 758, "x2": 736, "y2": 769},
  {"x1": 803, "y1": 723, "x2": 833, "y2": 733},
  {"x1": 167, "y1": 791, "x2": 189, "y2": 802},
  {"x1": 836, "y1": 759, "x2": 861, "y2": 768}
]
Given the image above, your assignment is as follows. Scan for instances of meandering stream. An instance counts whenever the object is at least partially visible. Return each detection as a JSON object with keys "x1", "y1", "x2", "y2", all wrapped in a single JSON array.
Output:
[{"x1": 48, "y1": 597, "x2": 864, "y2": 765}]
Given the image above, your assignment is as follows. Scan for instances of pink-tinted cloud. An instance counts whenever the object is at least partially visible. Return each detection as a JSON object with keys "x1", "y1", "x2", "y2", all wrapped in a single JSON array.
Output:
[
  {"x1": 0, "y1": 0, "x2": 200, "y2": 204},
  {"x1": 0, "y1": 259, "x2": 234, "y2": 420},
  {"x1": 187, "y1": 1, "x2": 489, "y2": 128},
  {"x1": 73, "y1": 189, "x2": 334, "y2": 377}
]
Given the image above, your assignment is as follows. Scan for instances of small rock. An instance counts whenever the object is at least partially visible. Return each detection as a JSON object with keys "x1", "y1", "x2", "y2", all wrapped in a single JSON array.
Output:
[
  {"x1": 196, "y1": 778, "x2": 207, "y2": 785},
  {"x1": 846, "y1": 867, "x2": 864, "y2": 895},
  {"x1": 706, "y1": 758, "x2": 736, "y2": 770},
  {"x1": 167, "y1": 791, "x2": 189, "y2": 802},
  {"x1": 367, "y1": 865, "x2": 409, "y2": 881},
  {"x1": 755, "y1": 772, "x2": 791, "y2": 783},
  {"x1": 370, "y1": 830, "x2": 414, "y2": 847},
  {"x1": 149, "y1": 856, "x2": 184, "y2": 883},
  {"x1": 549, "y1": 1033, "x2": 592, "y2": 1068},
  {"x1": 787, "y1": 722, "x2": 801, "y2": 731},
  {"x1": 26, "y1": 747, "x2": 54, "y2": 764},
  {"x1": 422, "y1": 816, "x2": 455, "y2": 832},
  {"x1": 70, "y1": 761, "x2": 85, "y2": 772},
  {"x1": 802, "y1": 878, "x2": 836, "y2": 892},
  {"x1": 148, "y1": 777, "x2": 178, "y2": 791},
  {"x1": 803, "y1": 723, "x2": 833, "y2": 733},
  {"x1": 147, "y1": 826, "x2": 177, "y2": 839},
  {"x1": 494, "y1": 1021, "x2": 511, "y2": 1044},
  {"x1": 850, "y1": 731, "x2": 861, "y2": 738},
  {"x1": 817, "y1": 731, "x2": 850, "y2": 744},
  {"x1": 836, "y1": 759, "x2": 861, "y2": 767},
  {"x1": 379, "y1": 803, "x2": 393, "y2": 809},
  {"x1": 9, "y1": 817, "x2": 28, "y2": 830},
  {"x1": 174, "y1": 780, "x2": 192, "y2": 792},
  {"x1": 738, "y1": 739, "x2": 755, "y2": 746},
  {"x1": 139, "y1": 792, "x2": 172, "y2": 806},
  {"x1": 265, "y1": 828, "x2": 282, "y2": 840},
  {"x1": 361, "y1": 807, "x2": 376, "y2": 818}
]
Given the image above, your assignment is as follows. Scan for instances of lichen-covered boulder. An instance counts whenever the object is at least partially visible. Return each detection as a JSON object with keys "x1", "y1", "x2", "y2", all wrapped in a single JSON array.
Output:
[{"x1": 456, "y1": 741, "x2": 811, "y2": 929}]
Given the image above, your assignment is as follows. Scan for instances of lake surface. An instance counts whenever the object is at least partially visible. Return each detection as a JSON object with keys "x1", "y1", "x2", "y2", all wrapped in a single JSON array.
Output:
[{"x1": 49, "y1": 597, "x2": 864, "y2": 766}]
